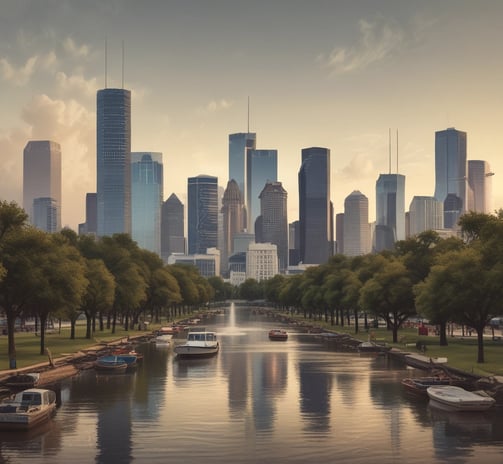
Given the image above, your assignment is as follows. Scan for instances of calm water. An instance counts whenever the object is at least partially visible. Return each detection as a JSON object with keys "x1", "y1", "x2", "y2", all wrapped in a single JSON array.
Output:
[{"x1": 1, "y1": 303, "x2": 502, "y2": 464}]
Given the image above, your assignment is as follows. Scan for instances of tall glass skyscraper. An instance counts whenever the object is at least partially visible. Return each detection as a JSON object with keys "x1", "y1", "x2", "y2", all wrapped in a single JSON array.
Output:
[
  {"x1": 246, "y1": 149, "x2": 277, "y2": 230},
  {"x1": 228, "y1": 132, "x2": 256, "y2": 205},
  {"x1": 131, "y1": 152, "x2": 163, "y2": 254},
  {"x1": 188, "y1": 175, "x2": 218, "y2": 255},
  {"x1": 375, "y1": 174, "x2": 405, "y2": 251},
  {"x1": 298, "y1": 147, "x2": 333, "y2": 264},
  {"x1": 408, "y1": 196, "x2": 443, "y2": 236},
  {"x1": 161, "y1": 193, "x2": 185, "y2": 262},
  {"x1": 23, "y1": 140, "x2": 62, "y2": 231},
  {"x1": 221, "y1": 179, "x2": 245, "y2": 275},
  {"x1": 97, "y1": 88, "x2": 131, "y2": 237},
  {"x1": 468, "y1": 160, "x2": 492, "y2": 213},
  {"x1": 434, "y1": 128, "x2": 467, "y2": 228}
]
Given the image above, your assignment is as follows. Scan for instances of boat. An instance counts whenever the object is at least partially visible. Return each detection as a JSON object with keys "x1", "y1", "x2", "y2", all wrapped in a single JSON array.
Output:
[
  {"x1": 401, "y1": 376, "x2": 470, "y2": 397},
  {"x1": 357, "y1": 341, "x2": 390, "y2": 353},
  {"x1": 268, "y1": 329, "x2": 288, "y2": 341},
  {"x1": 174, "y1": 330, "x2": 219, "y2": 358},
  {"x1": 0, "y1": 388, "x2": 57, "y2": 430},
  {"x1": 426, "y1": 385, "x2": 496, "y2": 412},
  {"x1": 3, "y1": 373, "x2": 40, "y2": 389},
  {"x1": 94, "y1": 356, "x2": 128, "y2": 373}
]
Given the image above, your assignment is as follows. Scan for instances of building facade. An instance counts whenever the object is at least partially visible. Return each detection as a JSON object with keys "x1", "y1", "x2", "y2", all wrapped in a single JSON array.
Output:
[
  {"x1": 161, "y1": 193, "x2": 185, "y2": 262},
  {"x1": 256, "y1": 181, "x2": 288, "y2": 273},
  {"x1": 298, "y1": 147, "x2": 333, "y2": 264},
  {"x1": 434, "y1": 128, "x2": 467, "y2": 228},
  {"x1": 23, "y1": 140, "x2": 62, "y2": 231},
  {"x1": 343, "y1": 190, "x2": 371, "y2": 256},
  {"x1": 468, "y1": 160, "x2": 493, "y2": 214},
  {"x1": 246, "y1": 242, "x2": 278, "y2": 281},
  {"x1": 33, "y1": 197, "x2": 58, "y2": 233},
  {"x1": 408, "y1": 196, "x2": 444, "y2": 236},
  {"x1": 131, "y1": 152, "x2": 163, "y2": 254},
  {"x1": 221, "y1": 179, "x2": 245, "y2": 276},
  {"x1": 187, "y1": 175, "x2": 218, "y2": 255},
  {"x1": 375, "y1": 173, "x2": 405, "y2": 251},
  {"x1": 97, "y1": 88, "x2": 132, "y2": 237}
]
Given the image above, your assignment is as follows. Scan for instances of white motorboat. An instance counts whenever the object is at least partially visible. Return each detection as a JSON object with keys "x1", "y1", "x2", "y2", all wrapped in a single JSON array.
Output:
[
  {"x1": 174, "y1": 330, "x2": 219, "y2": 358},
  {"x1": 0, "y1": 388, "x2": 57, "y2": 430},
  {"x1": 426, "y1": 385, "x2": 495, "y2": 412}
]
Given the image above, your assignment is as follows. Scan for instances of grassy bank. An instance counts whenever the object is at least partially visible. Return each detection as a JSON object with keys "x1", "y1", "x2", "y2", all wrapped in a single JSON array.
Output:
[{"x1": 282, "y1": 313, "x2": 503, "y2": 377}]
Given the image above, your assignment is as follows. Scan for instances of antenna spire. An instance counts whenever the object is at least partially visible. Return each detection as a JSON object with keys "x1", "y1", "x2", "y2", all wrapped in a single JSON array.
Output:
[
  {"x1": 396, "y1": 129, "x2": 399, "y2": 174},
  {"x1": 247, "y1": 96, "x2": 250, "y2": 133},
  {"x1": 388, "y1": 128, "x2": 391, "y2": 174},
  {"x1": 104, "y1": 38, "x2": 107, "y2": 88},
  {"x1": 121, "y1": 40, "x2": 125, "y2": 89}
]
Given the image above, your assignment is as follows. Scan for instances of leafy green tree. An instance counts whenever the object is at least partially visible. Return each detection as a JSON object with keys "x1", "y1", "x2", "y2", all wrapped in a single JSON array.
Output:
[
  {"x1": 239, "y1": 278, "x2": 264, "y2": 301},
  {"x1": 0, "y1": 200, "x2": 28, "y2": 241},
  {"x1": 278, "y1": 274, "x2": 304, "y2": 313},
  {"x1": 359, "y1": 257, "x2": 416, "y2": 343},
  {"x1": 264, "y1": 274, "x2": 286, "y2": 308}
]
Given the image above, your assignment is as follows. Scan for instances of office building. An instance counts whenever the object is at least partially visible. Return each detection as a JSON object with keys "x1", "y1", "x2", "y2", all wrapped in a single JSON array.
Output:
[
  {"x1": 298, "y1": 147, "x2": 333, "y2": 264},
  {"x1": 23, "y1": 140, "x2": 62, "y2": 231},
  {"x1": 96, "y1": 88, "x2": 132, "y2": 237},
  {"x1": 229, "y1": 132, "x2": 256, "y2": 207},
  {"x1": 161, "y1": 193, "x2": 185, "y2": 262},
  {"x1": 256, "y1": 181, "x2": 288, "y2": 273},
  {"x1": 408, "y1": 196, "x2": 444, "y2": 236},
  {"x1": 468, "y1": 160, "x2": 493, "y2": 213},
  {"x1": 288, "y1": 220, "x2": 301, "y2": 266},
  {"x1": 375, "y1": 174, "x2": 405, "y2": 251},
  {"x1": 335, "y1": 213, "x2": 344, "y2": 254},
  {"x1": 434, "y1": 128, "x2": 467, "y2": 227},
  {"x1": 343, "y1": 191, "x2": 371, "y2": 256},
  {"x1": 246, "y1": 242, "x2": 278, "y2": 281},
  {"x1": 221, "y1": 179, "x2": 245, "y2": 276},
  {"x1": 246, "y1": 149, "x2": 277, "y2": 230},
  {"x1": 33, "y1": 197, "x2": 58, "y2": 233},
  {"x1": 131, "y1": 152, "x2": 163, "y2": 254},
  {"x1": 187, "y1": 175, "x2": 218, "y2": 255},
  {"x1": 168, "y1": 248, "x2": 220, "y2": 278}
]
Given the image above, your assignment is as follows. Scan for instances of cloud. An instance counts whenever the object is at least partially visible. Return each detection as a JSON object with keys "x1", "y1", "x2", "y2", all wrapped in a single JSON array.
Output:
[
  {"x1": 196, "y1": 99, "x2": 233, "y2": 115},
  {"x1": 320, "y1": 17, "x2": 404, "y2": 74},
  {"x1": 63, "y1": 37, "x2": 90, "y2": 58},
  {"x1": 0, "y1": 55, "x2": 39, "y2": 85},
  {"x1": 341, "y1": 153, "x2": 376, "y2": 179},
  {"x1": 56, "y1": 71, "x2": 99, "y2": 97}
]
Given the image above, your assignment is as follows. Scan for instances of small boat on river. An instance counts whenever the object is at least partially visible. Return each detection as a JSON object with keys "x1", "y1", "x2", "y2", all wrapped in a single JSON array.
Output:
[
  {"x1": 427, "y1": 385, "x2": 495, "y2": 412},
  {"x1": 357, "y1": 341, "x2": 390, "y2": 353},
  {"x1": 94, "y1": 356, "x2": 128, "y2": 373},
  {"x1": 401, "y1": 376, "x2": 469, "y2": 397},
  {"x1": 2, "y1": 373, "x2": 40, "y2": 389},
  {"x1": 174, "y1": 330, "x2": 219, "y2": 358},
  {"x1": 269, "y1": 329, "x2": 288, "y2": 341},
  {"x1": 0, "y1": 388, "x2": 57, "y2": 430}
]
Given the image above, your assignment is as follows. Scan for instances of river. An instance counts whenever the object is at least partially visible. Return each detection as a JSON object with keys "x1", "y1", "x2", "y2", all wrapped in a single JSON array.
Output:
[{"x1": 0, "y1": 303, "x2": 502, "y2": 463}]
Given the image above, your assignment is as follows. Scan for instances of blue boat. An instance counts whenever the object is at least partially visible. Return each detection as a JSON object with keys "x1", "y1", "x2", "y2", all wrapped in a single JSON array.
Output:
[{"x1": 94, "y1": 355, "x2": 136, "y2": 373}]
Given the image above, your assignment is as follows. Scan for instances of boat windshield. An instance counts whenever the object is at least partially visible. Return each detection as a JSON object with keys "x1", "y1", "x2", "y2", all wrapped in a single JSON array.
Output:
[{"x1": 21, "y1": 393, "x2": 41, "y2": 405}]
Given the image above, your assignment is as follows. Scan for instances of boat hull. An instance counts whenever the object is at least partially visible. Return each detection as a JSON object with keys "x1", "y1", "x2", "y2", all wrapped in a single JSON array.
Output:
[
  {"x1": 427, "y1": 385, "x2": 495, "y2": 412},
  {"x1": 269, "y1": 330, "x2": 288, "y2": 341},
  {"x1": 0, "y1": 404, "x2": 56, "y2": 430},
  {"x1": 174, "y1": 344, "x2": 219, "y2": 358}
]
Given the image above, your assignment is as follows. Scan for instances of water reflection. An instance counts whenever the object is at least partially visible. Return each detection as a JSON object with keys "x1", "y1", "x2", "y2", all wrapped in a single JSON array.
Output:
[{"x1": 0, "y1": 303, "x2": 502, "y2": 463}]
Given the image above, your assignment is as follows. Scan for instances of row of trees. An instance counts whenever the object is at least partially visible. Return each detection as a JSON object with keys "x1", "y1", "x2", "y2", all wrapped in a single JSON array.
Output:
[
  {"x1": 241, "y1": 211, "x2": 503, "y2": 364},
  {"x1": 0, "y1": 201, "x2": 230, "y2": 367}
]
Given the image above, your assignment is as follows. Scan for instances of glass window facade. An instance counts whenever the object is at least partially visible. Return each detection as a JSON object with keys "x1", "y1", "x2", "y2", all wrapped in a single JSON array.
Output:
[
  {"x1": 375, "y1": 174, "x2": 405, "y2": 251},
  {"x1": 228, "y1": 133, "x2": 256, "y2": 205}
]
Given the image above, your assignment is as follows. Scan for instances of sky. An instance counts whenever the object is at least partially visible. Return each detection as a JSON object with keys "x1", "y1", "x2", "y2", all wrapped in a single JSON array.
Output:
[{"x1": 1, "y1": 0, "x2": 503, "y2": 231}]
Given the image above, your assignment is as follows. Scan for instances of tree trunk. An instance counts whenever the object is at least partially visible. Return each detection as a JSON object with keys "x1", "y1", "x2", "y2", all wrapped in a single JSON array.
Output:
[
  {"x1": 39, "y1": 313, "x2": 47, "y2": 355},
  {"x1": 354, "y1": 308, "x2": 359, "y2": 334},
  {"x1": 70, "y1": 319, "x2": 76, "y2": 340},
  {"x1": 7, "y1": 313, "x2": 17, "y2": 369},
  {"x1": 439, "y1": 320, "x2": 448, "y2": 346},
  {"x1": 477, "y1": 328, "x2": 485, "y2": 363}
]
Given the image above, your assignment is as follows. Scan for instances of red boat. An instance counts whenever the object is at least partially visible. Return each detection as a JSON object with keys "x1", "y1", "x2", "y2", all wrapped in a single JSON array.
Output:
[{"x1": 269, "y1": 329, "x2": 288, "y2": 341}]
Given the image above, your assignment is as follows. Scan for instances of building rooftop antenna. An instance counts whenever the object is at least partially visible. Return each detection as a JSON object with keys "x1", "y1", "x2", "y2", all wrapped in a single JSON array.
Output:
[
  {"x1": 122, "y1": 40, "x2": 125, "y2": 89},
  {"x1": 247, "y1": 96, "x2": 250, "y2": 133},
  {"x1": 388, "y1": 128, "x2": 391, "y2": 174},
  {"x1": 396, "y1": 129, "x2": 399, "y2": 174},
  {"x1": 104, "y1": 38, "x2": 107, "y2": 88}
]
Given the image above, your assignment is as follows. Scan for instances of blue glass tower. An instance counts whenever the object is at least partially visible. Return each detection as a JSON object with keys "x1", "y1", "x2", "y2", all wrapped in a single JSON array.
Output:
[
  {"x1": 131, "y1": 152, "x2": 163, "y2": 254},
  {"x1": 247, "y1": 149, "x2": 277, "y2": 230},
  {"x1": 375, "y1": 174, "x2": 405, "y2": 251},
  {"x1": 298, "y1": 147, "x2": 333, "y2": 264},
  {"x1": 97, "y1": 88, "x2": 131, "y2": 237},
  {"x1": 188, "y1": 175, "x2": 218, "y2": 255}
]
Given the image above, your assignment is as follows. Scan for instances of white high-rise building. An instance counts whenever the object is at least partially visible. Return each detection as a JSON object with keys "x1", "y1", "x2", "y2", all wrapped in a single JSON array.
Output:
[
  {"x1": 246, "y1": 242, "x2": 278, "y2": 281},
  {"x1": 468, "y1": 160, "x2": 493, "y2": 214},
  {"x1": 343, "y1": 191, "x2": 370, "y2": 256},
  {"x1": 408, "y1": 196, "x2": 444, "y2": 236}
]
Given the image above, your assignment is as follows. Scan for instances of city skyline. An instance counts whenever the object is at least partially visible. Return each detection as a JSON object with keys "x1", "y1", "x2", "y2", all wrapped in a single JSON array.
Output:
[{"x1": 2, "y1": 1, "x2": 503, "y2": 231}]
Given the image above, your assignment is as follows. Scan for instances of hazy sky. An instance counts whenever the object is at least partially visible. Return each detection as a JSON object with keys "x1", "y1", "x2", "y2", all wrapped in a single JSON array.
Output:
[{"x1": 1, "y1": 0, "x2": 503, "y2": 230}]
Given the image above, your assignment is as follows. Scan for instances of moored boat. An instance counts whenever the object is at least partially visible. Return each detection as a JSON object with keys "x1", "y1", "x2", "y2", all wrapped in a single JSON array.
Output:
[
  {"x1": 174, "y1": 330, "x2": 219, "y2": 358},
  {"x1": 94, "y1": 356, "x2": 128, "y2": 373},
  {"x1": 427, "y1": 385, "x2": 495, "y2": 412},
  {"x1": 0, "y1": 388, "x2": 57, "y2": 430},
  {"x1": 2, "y1": 373, "x2": 40, "y2": 389},
  {"x1": 357, "y1": 341, "x2": 390, "y2": 353},
  {"x1": 268, "y1": 329, "x2": 288, "y2": 341},
  {"x1": 401, "y1": 376, "x2": 469, "y2": 397}
]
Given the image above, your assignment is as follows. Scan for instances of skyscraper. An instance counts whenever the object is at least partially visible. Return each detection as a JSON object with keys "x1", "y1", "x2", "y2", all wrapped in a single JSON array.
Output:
[
  {"x1": 434, "y1": 128, "x2": 467, "y2": 228},
  {"x1": 375, "y1": 174, "x2": 405, "y2": 251},
  {"x1": 161, "y1": 193, "x2": 185, "y2": 262},
  {"x1": 246, "y1": 149, "x2": 278, "y2": 230},
  {"x1": 97, "y1": 88, "x2": 131, "y2": 237},
  {"x1": 187, "y1": 175, "x2": 218, "y2": 255},
  {"x1": 343, "y1": 190, "x2": 370, "y2": 256},
  {"x1": 298, "y1": 147, "x2": 333, "y2": 265},
  {"x1": 257, "y1": 181, "x2": 288, "y2": 273},
  {"x1": 408, "y1": 196, "x2": 443, "y2": 236},
  {"x1": 85, "y1": 193, "x2": 97, "y2": 235},
  {"x1": 468, "y1": 160, "x2": 493, "y2": 213},
  {"x1": 23, "y1": 140, "x2": 62, "y2": 231},
  {"x1": 131, "y1": 152, "x2": 163, "y2": 254},
  {"x1": 33, "y1": 197, "x2": 58, "y2": 233},
  {"x1": 221, "y1": 179, "x2": 245, "y2": 275},
  {"x1": 228, "y1": 132, "x2": 256, "y2": 207}
]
